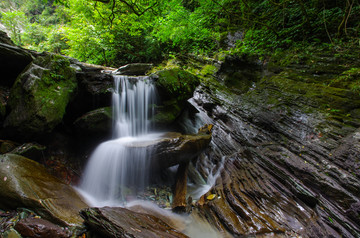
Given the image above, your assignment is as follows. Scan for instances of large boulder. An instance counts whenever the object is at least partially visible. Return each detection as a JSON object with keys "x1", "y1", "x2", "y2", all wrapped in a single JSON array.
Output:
[
  {"x1": 0, "y1": 154, "x2": 88, "y2": 227},
  {"x1": 4, "y1": 53, "x2": 77, "y2": 139},
  {"x1": 80, "y1": 206, "x2": 188, "y2": 238},
  {"x1": 67, "y1": 71, "x2": 113, "y2": 123},
  {"x1": 151, "y1": 68, "x2": 200, "y2": 126}
]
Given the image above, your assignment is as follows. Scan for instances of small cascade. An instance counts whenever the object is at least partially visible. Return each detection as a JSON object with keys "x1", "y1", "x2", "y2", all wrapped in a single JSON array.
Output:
[
  {"x1": 79, "y1": 75, "x2": 159, "y2": 206},
  {"x1": 113, "y1": 76, "x2": 156, "y2": 137}
]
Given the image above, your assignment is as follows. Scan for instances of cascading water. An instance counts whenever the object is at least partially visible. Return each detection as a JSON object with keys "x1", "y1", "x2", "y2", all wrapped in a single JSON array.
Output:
[
  {"x1": 78, "y1": 74, "x2": 223, "y2": 237},
  {"x1": 78, "y1": 75, "x2": 160, "y2": 206}
]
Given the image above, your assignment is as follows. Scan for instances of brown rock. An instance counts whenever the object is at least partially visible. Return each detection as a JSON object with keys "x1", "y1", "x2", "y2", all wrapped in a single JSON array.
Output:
[
  {"x1": 80, "y1": 206, "x2": 189, "y2": 238},
  {"x1": 172, "y1": 162, "x2": 189, "y2": 213},
  {"x1": 14, "y1": 218, "x2": 71, "y2": 238},
  {"x1": 0, "y1": 154, "x2": 88, "y2": 227}
]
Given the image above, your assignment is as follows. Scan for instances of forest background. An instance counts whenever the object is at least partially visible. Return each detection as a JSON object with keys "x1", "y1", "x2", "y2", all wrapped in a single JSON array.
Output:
[{"x1": 0, "y1": 0, "x2": 359, "y2": 67}]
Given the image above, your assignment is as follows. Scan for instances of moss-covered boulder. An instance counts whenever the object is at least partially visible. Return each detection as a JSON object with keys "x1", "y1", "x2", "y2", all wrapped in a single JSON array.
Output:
[
  {"x1": 151, "y1": 68, "x2": 200, "y2": 126},
  {"x1": 73, "y1": 107, "x2": 112, "y2": 135},
  {"x1": 0, "y1": 154, "x2": 88, "y2": 227},
  {"x1": 4, "y1": 53, "x2": 77, "y2": 139}
]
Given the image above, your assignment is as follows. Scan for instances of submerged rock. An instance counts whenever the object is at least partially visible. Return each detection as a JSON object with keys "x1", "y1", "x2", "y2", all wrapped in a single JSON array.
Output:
[
  {"x1": 4, "y1": 53, "x2": 77, "y2": 139},
  {"x1": 80, "y1": 206, "x2": 188, "y2": 238},
  {"x1": 0, "y1": 154, "x2": 87, "y2": 227}
]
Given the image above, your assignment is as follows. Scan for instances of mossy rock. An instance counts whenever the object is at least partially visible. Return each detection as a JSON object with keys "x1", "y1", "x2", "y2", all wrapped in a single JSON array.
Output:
[
  {"x1": 73, "y1": 107, "x2": 112, "y2": 134},
  {"x1": 4, "y1": 53, "x2": 77, "y2": 139},
  {"x1": 152, "y1": 68, "x2": 200, "y2": 126},
  {"x1": 0, "y1": 154, "x2": 88, "y2": 227}
]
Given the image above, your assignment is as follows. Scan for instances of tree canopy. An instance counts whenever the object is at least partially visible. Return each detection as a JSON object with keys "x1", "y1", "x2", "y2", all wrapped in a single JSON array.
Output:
[{"x1": 1, "y1": 0, "x2": 359, "y2": 66}]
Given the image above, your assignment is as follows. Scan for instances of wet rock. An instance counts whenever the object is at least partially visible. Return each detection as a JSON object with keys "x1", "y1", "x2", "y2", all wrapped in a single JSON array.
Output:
[
  {"x1": 14, "y1": 218, "x2": 71, "y2": 238},
  {"x1": 187, "y1": 55, "x2": 360, "y2": 237},
  {"x1": 0, "y1": 42, "x2": 33, "y2": 87},
  {"x1": 73, "y1": 107, "x2": 112, "y2": 135},
  {"x1": 113, "y1": 63, "x2": 153, "y2": 75},
  {"x1": 126, "y1": 201, "x2": 186, "y2": 231},
  {"x1": 152, "y1": 132, "x2": 211, "y2": 169},
  {"x1": 4, "y1": 53, "x2": 77, "y2": 139},
  {"x1": 0, "y1": 154, "x2": 88, "y2": 227},
  {"x1": 80, "y1": 206, "x2": 188, "y2": 238},
  {"x1": 124, "y1": 131, "x2": 211, "y2": 170},
  {"x1": 172, "y1": 162, "x2": 189, "y2": 213}
]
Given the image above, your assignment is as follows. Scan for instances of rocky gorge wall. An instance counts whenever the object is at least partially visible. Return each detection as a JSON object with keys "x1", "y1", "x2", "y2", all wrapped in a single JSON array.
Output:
[{"x1": 185, "y1": 53, "x2": 360, "y2": 237}]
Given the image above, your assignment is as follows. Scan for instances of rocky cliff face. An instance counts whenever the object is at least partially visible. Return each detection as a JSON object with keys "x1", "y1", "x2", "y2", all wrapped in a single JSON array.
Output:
[{"x1": 187, "y1": 54, "x2": 360, "y2": 237}]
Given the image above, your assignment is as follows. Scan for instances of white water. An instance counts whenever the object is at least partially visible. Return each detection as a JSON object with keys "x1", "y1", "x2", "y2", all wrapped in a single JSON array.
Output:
[
  {"x1": 78, "y1": 75, "x2": 159, "y2": 206},
  {"x1": 77, "y1": 75, "x2": 223, "y2": 237}
]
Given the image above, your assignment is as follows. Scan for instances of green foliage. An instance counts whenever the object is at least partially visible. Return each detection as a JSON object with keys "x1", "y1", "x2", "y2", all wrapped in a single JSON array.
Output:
[
  {"x1": 0, "y1": 11, "x2": 27, "y2": 45},
  {"x1": 1, "y1": 0, "x2": 359, "y2": 66}
]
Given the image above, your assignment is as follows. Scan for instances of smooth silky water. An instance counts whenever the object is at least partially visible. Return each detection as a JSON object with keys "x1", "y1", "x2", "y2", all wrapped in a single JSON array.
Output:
[{"x1": 77, "y1": 75, "x2": 222, "y2": 237}]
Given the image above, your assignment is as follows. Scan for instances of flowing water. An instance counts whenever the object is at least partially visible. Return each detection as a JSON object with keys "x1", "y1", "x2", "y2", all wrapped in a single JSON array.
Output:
[
  {"x1": 78, "y1": 74, "x2": 223, "y2": 237},
  {"x1": 78, "y1": 75, "x2": 160, "y2": 206}
]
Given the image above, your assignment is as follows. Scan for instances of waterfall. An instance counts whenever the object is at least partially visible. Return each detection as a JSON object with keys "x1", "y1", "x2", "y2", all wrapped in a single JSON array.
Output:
[
  {"x1": 78, "y1": 75, "x2": 159, "y2": 206},
  {"x1": 112, "y1": 76, "x2": 156, "y2": 137}
]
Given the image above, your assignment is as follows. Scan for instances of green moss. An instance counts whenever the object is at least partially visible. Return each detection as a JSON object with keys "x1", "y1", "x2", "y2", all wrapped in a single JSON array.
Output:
[
  {"x1": 34, "y1": 55, "x2": 77, "y2": 125},
  {"x1": 329, "y1": 68, "x2": 360, "y2": 93},
  {"x1": 151, "y1": 68, "x2": 200, "y2": 125},
  {"x1": 156, "y1": 68, "x2": 200, "y2": 99},
  {"x1": 200, "y1": 64, "x2": 217, "y2": 77},
  {"x1": 6, "y1": 53, "x2": 77, "y2": 135}
]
